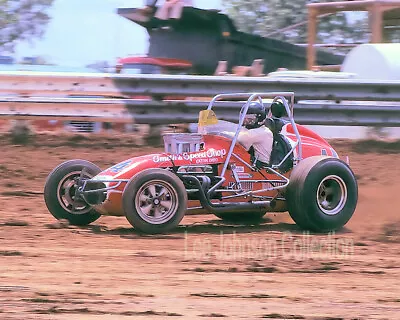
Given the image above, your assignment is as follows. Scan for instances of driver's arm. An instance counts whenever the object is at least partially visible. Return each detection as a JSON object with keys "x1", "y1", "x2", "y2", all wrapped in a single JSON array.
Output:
[
  {"x1": 238, "y1": 127, "x2": 273, "y2": 150},
  {"x1": 237, "y1": 129, "x2": 259, "y2": 150}
]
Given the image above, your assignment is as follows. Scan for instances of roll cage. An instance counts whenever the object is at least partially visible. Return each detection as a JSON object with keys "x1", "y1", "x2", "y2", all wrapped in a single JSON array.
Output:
[
  {"x1": 178, "y1": 92, "x2": 305, "y2": 207},
  {"x1": 205, "y1": 92, "x2": 302, "y2": 177}
]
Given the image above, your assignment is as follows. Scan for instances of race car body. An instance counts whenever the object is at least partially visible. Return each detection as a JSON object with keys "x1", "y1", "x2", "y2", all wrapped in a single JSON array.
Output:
[{"x1": 44, "y1": 92, "x2": 358, "y2": 234}]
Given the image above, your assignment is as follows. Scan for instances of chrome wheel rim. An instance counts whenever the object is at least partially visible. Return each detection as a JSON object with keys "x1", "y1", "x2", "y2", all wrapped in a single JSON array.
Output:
[
  {"x1": 57, "y1": 171, "x2": 92, "y2": 215},
  {"x1": 135, "y1": 180, "x2": 178, "y2": 224},
  {"x1": 317, "y1": 175, "x2": 347, "y2": 216}
]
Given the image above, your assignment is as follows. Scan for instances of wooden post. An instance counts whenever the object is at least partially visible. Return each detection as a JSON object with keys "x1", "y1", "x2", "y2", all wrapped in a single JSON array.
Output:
[
  {"x1": 370, "y1": 3, "x2": 383, "y2": 43},
  {"x1": 307, "y1": 8, "x2": 317, "y2": 70}
]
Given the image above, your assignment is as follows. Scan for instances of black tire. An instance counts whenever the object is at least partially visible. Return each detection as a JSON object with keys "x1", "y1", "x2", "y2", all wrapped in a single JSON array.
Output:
[
  {"x1": 44, "y1": 159, "x2": 102, "y2": 226},
  {"x1": 214, "y1": 211, "x2": 266, "y2": 224},
  {"x1": 123, "y1": 168, "x2": 187, "y2": 234},
  {"x1": 286, "y1": 156, "x2": 358, "y2": 232}
]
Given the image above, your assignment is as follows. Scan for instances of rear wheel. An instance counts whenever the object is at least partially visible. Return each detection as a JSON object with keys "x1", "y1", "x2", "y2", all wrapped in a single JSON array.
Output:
[
  {"x1": 123, "y1": 169, "x2": 187, "y2": 234},
  {"x1": 286, "y1": 156, "x2": 358, "y2": 232},
  {"x1": 214, "y1": 211, "x2": 266, "y2": 224},
  {"x1": 44, "y1": 160, "x2": 102, "y2": 226}
]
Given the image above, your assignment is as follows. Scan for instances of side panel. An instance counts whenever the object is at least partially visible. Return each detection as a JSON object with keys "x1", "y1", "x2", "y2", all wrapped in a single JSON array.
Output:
[
  {"x1": 283, "y1": 123, "x2": 339, "y2": 158},
  {"x1": 96, "y1": 126, "x2": 337, "y2": 216},
  {"x1": 207, "y1": 135, "x2": 285, "y2": 201},
  {"x1": 96, "y1": 135, "x2": 233, "y2": 215},
  {"x1": 96, "y1": 155, "x2": 168, "y2": 216}
]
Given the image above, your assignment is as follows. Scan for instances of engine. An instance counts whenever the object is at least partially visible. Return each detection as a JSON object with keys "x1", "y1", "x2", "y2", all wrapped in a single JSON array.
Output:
[{"x1": 163, "y1": 133, "x2": 204, "y2": 154}]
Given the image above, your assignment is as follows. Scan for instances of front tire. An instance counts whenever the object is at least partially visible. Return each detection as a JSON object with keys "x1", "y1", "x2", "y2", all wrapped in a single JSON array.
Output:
[
  {"x1": 286, "y1": 156, "x2": 358, "y2": 232},
  {"x1": 44, "y1": 160, "x2": 102, "y2": 226},
  {"x1": 123, "y1": 169, "x2": 187, "y2": 234}
]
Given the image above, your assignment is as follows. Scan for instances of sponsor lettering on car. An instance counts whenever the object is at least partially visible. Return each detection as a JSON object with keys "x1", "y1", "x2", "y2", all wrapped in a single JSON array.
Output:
[{"x1": 153, "y1": 149, "x2": 227, "y2": 164}]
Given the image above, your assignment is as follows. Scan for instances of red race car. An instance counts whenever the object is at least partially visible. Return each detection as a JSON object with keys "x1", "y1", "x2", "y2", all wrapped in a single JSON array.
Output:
[{"x1": 44, "y1": 92, "x2": 358, "y2": 234}]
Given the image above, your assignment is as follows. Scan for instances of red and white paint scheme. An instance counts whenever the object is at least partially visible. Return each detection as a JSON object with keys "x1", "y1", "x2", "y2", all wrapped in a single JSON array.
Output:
[{"x1": 44, "y1": 92, "x2": 358, "y2": 234}]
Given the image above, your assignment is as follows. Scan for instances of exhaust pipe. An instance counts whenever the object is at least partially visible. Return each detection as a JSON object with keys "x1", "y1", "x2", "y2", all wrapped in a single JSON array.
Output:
[{"x1": 183, "y1": 175, "x2": 271, "y2": 214}]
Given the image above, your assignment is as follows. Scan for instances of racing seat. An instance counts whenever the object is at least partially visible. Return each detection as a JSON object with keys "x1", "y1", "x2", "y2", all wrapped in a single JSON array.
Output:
[{"x1": 250, "y1": 102, "x2": 293, "y2": 172}]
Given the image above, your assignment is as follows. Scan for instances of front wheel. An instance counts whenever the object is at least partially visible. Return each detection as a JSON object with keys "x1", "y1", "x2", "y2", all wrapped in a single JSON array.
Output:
[
  {"x1": 286, "y1": 156, "x2": 358, "y2": 232},
  {"x1": 44, "y1": 160, "x2": 102, "y2": 226},
  {"x1": 123, "y1": 169, "x2": 188, "y2": 234}
]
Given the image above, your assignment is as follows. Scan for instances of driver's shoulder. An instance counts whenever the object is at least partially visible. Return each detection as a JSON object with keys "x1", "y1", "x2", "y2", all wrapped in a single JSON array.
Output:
[{"x1": 251, "y1": 125, "x2": 273, "y2": 135}]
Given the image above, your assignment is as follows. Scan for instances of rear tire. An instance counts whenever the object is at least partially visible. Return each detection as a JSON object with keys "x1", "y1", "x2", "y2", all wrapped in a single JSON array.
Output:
[
  {"x1": 286, "y1": 156, "x2": 358, "y2": 232},
  {"x1": 44, "y1": 160, "x2": 102, "y2": 226},
  {"x1": 123, "y1": 169, "x2": 187, "y2": 234},
  {"x1": 214, "y1": 211, "x2": 266, "y2": 223}
]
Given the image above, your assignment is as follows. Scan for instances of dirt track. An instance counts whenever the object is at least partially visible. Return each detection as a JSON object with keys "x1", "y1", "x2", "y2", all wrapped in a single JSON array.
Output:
[{"x1": 0, "y1": 134, "x2": 400, "y2": 320}]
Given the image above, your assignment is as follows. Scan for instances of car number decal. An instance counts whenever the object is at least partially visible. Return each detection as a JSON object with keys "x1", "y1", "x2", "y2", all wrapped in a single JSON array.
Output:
[{"x1": 109, "y1": 160, "x2": 132, "y2": 173}]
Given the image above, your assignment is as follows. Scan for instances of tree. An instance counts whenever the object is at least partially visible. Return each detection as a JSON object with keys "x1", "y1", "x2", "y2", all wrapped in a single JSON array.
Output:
[
  {"x1": 0, "y1": 0, "x2": 55, "y2": 53},
  {"x1": 222, "y1": 0, "x2": 369, "y2": 51}
]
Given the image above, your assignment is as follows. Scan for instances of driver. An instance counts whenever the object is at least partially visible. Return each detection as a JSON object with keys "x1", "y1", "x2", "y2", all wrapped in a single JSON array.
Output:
[{"x1": 237, "y1": 101, "x2": 274, "y2": 166}]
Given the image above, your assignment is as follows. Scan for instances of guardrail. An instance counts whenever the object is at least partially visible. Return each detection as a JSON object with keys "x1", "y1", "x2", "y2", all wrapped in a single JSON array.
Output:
[
  {"x1": 1, "y1": 97, "x2": 400, "y2": 127},
  {"x1": 0, "y1": 97, "x2": 132, "y2": 123},
  {"x1": 1, "y1": 71, "x2": 400, "y2": 127},
  {"x1": 2, "y1": 71, "x2": 400, "y2": 100}
]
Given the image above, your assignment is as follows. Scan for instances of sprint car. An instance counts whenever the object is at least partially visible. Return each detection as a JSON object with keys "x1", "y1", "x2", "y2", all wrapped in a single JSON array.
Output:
[{"x1": 44, "y1": 92, "x2": 358, "y2": 234}]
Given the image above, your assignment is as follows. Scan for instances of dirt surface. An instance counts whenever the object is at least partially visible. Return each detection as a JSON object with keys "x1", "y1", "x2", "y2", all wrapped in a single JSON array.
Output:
[{"x1": 1, "y1": 134, "x2": 400, "y2": 320}]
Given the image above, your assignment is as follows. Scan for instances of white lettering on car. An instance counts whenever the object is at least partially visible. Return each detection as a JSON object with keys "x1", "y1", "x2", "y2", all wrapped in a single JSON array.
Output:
[
  {"x1": 153, "y1": 149, "x2": 227, "y2": 163},
  {"x1": 234, "y1": 166, "x2": 245, "y2": 173}
]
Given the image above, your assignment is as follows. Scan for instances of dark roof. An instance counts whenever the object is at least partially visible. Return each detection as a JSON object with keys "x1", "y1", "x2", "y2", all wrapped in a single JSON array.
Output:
[{"x1": 117, "y1": 6, "x2": 236, "y2": 31}]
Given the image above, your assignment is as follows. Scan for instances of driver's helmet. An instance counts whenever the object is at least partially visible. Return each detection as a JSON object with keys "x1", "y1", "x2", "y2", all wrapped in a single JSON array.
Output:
[{"x1": 243, "y1": 101, "x2": 266, "y2": 129}]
